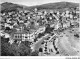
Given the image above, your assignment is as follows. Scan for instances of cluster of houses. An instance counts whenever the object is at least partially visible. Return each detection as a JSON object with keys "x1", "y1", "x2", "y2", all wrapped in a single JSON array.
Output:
[{"x1": 0, "y1": 6, "x2": 79, "y2": 55}]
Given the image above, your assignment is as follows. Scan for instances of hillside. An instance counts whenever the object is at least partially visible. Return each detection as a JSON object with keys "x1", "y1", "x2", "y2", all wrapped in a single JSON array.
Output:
[
  {"x1": 0, "y1": 2, "x2": 79, "y2": 12},
  {"x1": 30, "y1": 2, "x2": 79, "y2": 10},
  {"x1": 1, "y1": 2, "x2": 23, "y2": 12}
]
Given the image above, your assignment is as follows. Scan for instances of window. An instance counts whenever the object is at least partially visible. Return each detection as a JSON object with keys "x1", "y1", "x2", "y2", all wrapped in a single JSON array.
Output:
[
  {"x1": 22, "y1": 34, "x2": 24, "y2": 38},
  {"x1": 15, "y1": 36, "x2": 17, "y2": 38},
  {"x1": 14, "y1": 34, "x2": 17, "y2": 38},
  {"x1": 19, "y1": 34, "x2": 22, "y2": 39},
  {"x1": 17, "y1": 34, "x2": 19, "y2": 38}
]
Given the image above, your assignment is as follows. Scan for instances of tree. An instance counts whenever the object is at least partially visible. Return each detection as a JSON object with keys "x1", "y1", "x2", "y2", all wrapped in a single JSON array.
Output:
[
  {"x1": 1, "y1": 37, "x2": 31, "y2": 56},
  {"x1": 30, "y1": 50, "x2": 39, "y2": 56},
  {"x1": 18, "y1": 43, "x2": 31, "y2": 56}
]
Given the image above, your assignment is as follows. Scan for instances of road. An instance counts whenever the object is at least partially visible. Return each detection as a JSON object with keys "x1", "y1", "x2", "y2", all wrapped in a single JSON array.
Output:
[{"x1": 30, "y1": 34, "x2": 50, "y2": 51}]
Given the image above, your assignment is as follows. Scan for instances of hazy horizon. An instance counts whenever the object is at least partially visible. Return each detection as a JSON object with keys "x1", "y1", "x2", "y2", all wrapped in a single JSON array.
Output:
[{"x1": 0, "y1": 0, "x2": 80, "y2": 6}]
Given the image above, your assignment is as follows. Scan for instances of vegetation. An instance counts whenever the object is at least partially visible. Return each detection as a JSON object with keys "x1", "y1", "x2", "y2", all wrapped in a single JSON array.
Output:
[{"x1": 1, "y1": 37, "x2": 38, "y2": 56}]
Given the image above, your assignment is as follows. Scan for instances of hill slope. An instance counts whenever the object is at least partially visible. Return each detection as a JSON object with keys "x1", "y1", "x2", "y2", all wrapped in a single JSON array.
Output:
[
  {"x1": 1, "y1": 2, "x2": 79, "y2": 12},
  {"x1": 1, "y1": 2, "x2": 23, "y2": 12},
  {"x1": 30, "y1": 2, "x2": 79, "y2": 10}
]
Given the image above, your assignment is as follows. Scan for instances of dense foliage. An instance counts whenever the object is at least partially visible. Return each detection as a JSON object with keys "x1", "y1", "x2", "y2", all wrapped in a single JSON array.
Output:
[{"x1": 1, "y1": 37, "x2": 39, "y2": 56}]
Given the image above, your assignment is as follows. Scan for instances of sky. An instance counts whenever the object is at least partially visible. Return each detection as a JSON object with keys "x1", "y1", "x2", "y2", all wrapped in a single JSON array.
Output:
[{"x1": 0, "y1": 0, "x2": 80, "y2": 6}]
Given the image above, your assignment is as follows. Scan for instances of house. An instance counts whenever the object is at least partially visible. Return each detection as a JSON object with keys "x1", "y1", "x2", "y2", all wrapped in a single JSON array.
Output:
[
  {"x1": 11, "y1": 30, "x2": 27, "y2": 41},
  {"x1": 11, "y1": 27, "x2": 36, "y2": 42},
  {"x1": 11, "y1": 24, "x2": 29, "y2": 41}
]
